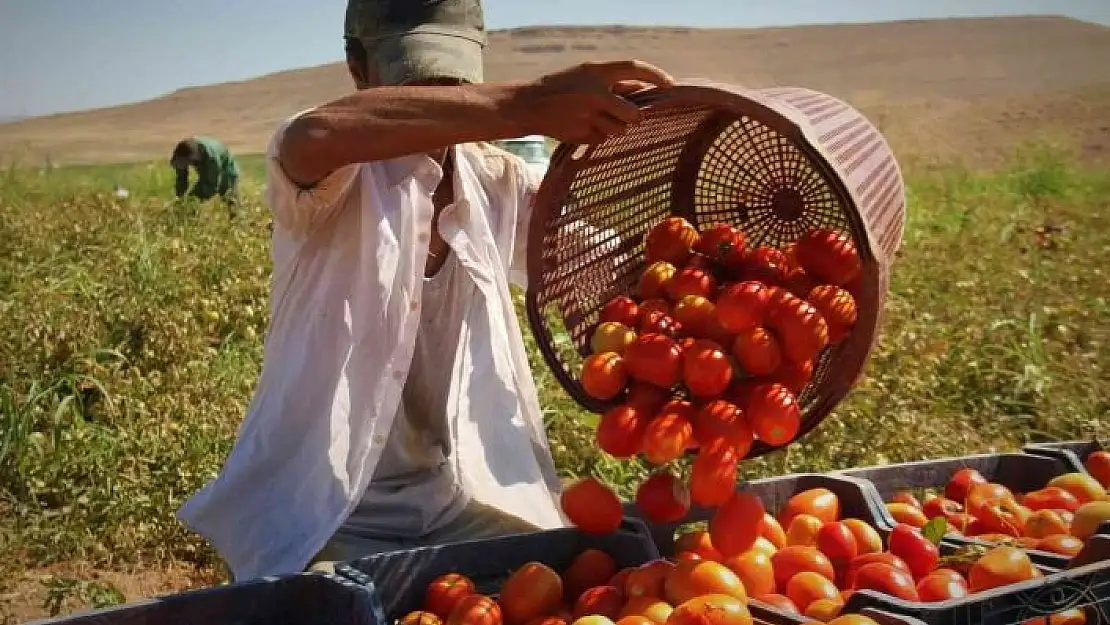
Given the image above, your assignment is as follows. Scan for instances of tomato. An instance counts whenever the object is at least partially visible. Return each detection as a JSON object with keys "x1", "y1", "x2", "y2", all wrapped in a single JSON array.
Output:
[
  {"x1": 1023, "y1": 509, "x2": 1070, "y2": 539},
  {"x1": 803, "y1": 598, "x2": 844, "y2": 622},
  {"x1": 624, "y1": 382, "x2": 669, "y2": 414},
  {"x1": 916, "y1": 569, "x2": 969, "y2": 602},
  {"x1": 852, "y1": 562, "x2": 919, "y2": 601},
  {"x1": 580, "y1": 352, "x2": 628, "y2": 401},
  {"x1": 771, "y1": 546, "x2": 836, "y2": 588},
  {"x1": 424, "y1": 573, "x2": 477, "y2": 619},
  {"x1": 645, "y1": 217, "x2": 700, "y2": 266},
  {"x1": 725, "y1": 549, "x2": 776, "y2": 596},
  {"x1": 618, "y1": 596, "x2": 672, "y2": 625},
  {"x1": 816, "y1": 521, "x2": 859, "y2": 564},
  {"x1": 945, "y1": 468, "x2": 988, "y2": 504},
  {"x1": 638, "y1": 261, "x2": 678, "y2": 300},
  {"x1": 572, "y1": 586, "x2": 623, "y2": 621},
  {"x1": 600, "y1": 296, "x2": 641, "y2": 329},
  {"x1": 403, "y1": 611, "x2": 445, "y2": 625},
  {"x1": 746, "y1": 383, "x2": 802, "y2": 447},
  {"x1": 639, "y1": 298, "x2": 670, "y2": 318},
  {"x1": 1085, "y1": 451, "x2": 1110, "y2": 489},
  {"x1": 770, "y1": 358, "x2": 815, "y2": 394},
  {"x1": 762, "y1": 514, "x2": 788, "y2": 549},
  {"x1": 624, "y1": 334, "x2": 683, "y2": 389},
  {"x1": 561, "y1": 478, "x2": 623, "y2": 535},
  {"x1": 841, "y1": 519, "x2": 883, "y2": 555},
  {"x1": 697, "y1": 223, "x2": 746, "y2": 263},
  {"x1": 806, "y1": 285, "x2": 858, "y2": 344},
  {"x1": 641, "y1": 402, "x2": 694, "y2": 465},
  {"x1": 665, "y1": 559, "x2": 748, "y2": 605},
  {"x1": 844, "y1": 553, "x2": 912, "y2": 589},
  {"x1": 527, "y1": 618, "x2": 568, "y2": 625},
  {"x1": 785, "y1": 514, "x2": 824, "y2": 547},
  {"x1": 637, "y1": 310, "x2": 681, "y2": 338},
  {"x1": 667, "y1": 594, "x2": 752, "y2": 625},
  {"x1": 974, "y1": 496, "x2": 1030, "y2": 537},
  {"x1": 710, "y1": 491, "x2": 766, "y2": 558},
  {"x1": 1022, "y1": 487, "x2": 1081, "y2": 513},
  {"x1": 765, "y1": 295, "x2": 829, "y2": 365},
  {"x1": 1047, "y1": 473, "x2": 1106, "y2": 505},
  {"x1": 1048, "y1": 609, "x2": 1089, "y2": 625},
  {"x1": 731, "y1": 325, "x2": 783, "y2": 376},
  {"x1": 669, "y1": 267, "x2": 718, "y2": 302},
  {"x1": 1036, "y1": 534, "x2": 1084, "y2": 557},
  {"x1": 1070, "y1": 500, "x2": 1110, "y2": 540},
  {"x1": 715, "y1": 281, "x2": 771, "y2": 333},
  {"x1": 734, "y1": 247, "x2": 788, "y2": 285},
  {"x1": 891, "y1": 491, "x2": 922, "y2": 509},
  {"x1": 968, "y1": 546, "x2": 1038, "y2": 592},
  {"x1": 785, "y1": 571, "x2": 840, "y2": 613},
  {"x1": 692, "y1": 399, "x2": 754, "y2": 456},
  {"x1": 691, "y1": 439, "x2": 739, "y2": 507},
  {"x1": 781, "y1": 267, "x2": 818, "y2": 301},
  {"x1": 591, "y1": 322, "x2": 637, "y2": 355},
  {"x1": 888, "y1": 523, "x2": 940, "y2": 580},
  {"x1": 676, "y1": 530, "x2": 725, "y2": 562},
  {"x1": 794, "y1": 228, "x2": 861, "y2": 287},
  {"x1": 500, "y1": 561, "x2": 564, "y2": 625},
  {"x1": 624, "y1": 560, "x2": 674, "y2": 598},
  {"x1": 780, "y1": 487, "x2": 841, "y2": 526},
  {"x1": 886, "y1": 502, "x2": 928, "y2": 528},
  {"x1": 447, "y1": 595, "x2": 502, "y2": 625},
  {"x1": 683, "y1": 339, "x2": 734, "y2": 399},
  {"x1": 563, "y1": 550, "x2": 619, "y2": 602},
  {"x1": 753, "y1": 594, "x2": 800, "y2": 615},
  {"x1": 635, "y1": 471, "x2": 690, "y2": 524},
  {"x1": 672, "y1": 295, "x2": 717, "y2": 338},
  {"x1": 595, "y1": 405, "x2": 649, "y2": 459},
  {"x1": 827, "y1": 616, "x2": 881, "y2": 625},
  {"x1": 965, "y1": 482, "x2": 1016, "y2": 518},
  {"x1": 922, "y1": 496, "x2": 964, "y2": 523},
  {"x1": 571, "y1": 617, "x2": 615, "y2": 625}
]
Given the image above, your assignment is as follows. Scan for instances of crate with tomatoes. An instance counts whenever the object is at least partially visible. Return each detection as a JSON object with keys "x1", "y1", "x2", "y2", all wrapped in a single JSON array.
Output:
[{"x1": 1024, "y1": 439, "x2": 1110, "y2": 486}]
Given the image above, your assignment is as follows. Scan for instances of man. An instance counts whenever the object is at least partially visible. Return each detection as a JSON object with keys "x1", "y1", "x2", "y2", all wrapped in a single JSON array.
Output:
[
  {"x1": 175, "y1": 0, "x2": 674, "y2": 582},
  {"x1": 169, "y1": 136, "x2": 241, "y2": 206}
]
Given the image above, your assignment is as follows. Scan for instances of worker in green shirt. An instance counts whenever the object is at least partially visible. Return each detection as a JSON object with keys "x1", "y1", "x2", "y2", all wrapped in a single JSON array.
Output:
[{"x1": 170, "y1": 136, "x2": 241, "y2": 207}]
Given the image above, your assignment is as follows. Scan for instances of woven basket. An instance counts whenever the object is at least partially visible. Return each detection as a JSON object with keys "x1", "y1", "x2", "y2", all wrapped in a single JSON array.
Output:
[{"x1": 524, "y1": 81, "x2": 906, "y2": 458}]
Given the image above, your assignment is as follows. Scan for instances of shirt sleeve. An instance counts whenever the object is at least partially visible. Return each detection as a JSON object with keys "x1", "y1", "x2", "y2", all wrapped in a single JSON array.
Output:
[{"x1": 265, "y1": 111, "x2": 362, "y2": 238}]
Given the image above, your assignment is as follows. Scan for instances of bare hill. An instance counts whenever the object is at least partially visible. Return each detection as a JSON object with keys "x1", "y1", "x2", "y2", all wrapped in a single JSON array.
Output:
[{"x1": 2, "y1": 15, "x2": 1109, "y2": 168}]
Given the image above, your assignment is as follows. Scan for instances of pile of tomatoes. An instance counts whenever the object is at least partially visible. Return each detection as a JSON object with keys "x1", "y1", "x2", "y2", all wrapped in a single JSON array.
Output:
[
  {"x1": 559, "y1": 217, "x2": 863, "y2": 535},
  {"x1": 882, "y1": 461, "x2": 1110, "y2": 558}
]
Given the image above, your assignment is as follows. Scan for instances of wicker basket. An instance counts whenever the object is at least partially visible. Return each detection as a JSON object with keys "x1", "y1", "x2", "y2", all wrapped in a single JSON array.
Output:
[{"x1": 524, "y1": 81, "x2": 906, "y2": 459}]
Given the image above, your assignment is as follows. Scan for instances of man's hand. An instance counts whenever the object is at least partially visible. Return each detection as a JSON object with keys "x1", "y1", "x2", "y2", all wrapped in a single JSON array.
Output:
[{"x1": 506, "y1": 60, "x2": 676, "y2": 145}]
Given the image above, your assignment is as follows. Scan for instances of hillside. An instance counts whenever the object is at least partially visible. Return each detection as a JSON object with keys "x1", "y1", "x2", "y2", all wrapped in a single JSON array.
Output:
[{"x1": 1, "y1": 15, "x2": 1109, "y2": 167}]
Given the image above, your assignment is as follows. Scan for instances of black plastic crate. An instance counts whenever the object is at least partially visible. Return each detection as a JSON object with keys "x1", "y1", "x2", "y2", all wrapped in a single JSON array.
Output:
[
  {"x1": 623, "y1": 472, "x2": 890, "y2": 558},
  {"x1": 833, "y1": 452, "x2": 1096, "y2": 568},
  {"x1": 750, "y1": 603, "x2": 931, "y2": 625},
  {"x1": 1025, "y1": 439, "x2": 1107, "y2": 476},
  {"x1": 23, "y1": 572, "x2": 384, "y2": 625},
  {"x1": 335, "y1": 518, "x2": 660, "y2": 620},
  {"x1": 837, "y1": 534, "x2": 1110, "y2": 625}
]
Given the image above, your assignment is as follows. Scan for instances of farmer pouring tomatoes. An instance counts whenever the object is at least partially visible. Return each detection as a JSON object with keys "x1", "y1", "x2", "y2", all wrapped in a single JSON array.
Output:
[{"x1": 174, "y1": 0, "x2": 674, "y2": 582}]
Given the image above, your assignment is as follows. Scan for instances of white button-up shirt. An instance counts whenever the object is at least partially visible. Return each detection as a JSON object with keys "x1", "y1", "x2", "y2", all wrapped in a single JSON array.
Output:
[{"x1": 176, "y1": 113, "x2": 572, "y2": 582}]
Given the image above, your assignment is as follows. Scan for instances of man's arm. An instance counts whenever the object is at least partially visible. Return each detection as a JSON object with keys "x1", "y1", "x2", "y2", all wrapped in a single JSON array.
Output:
[{"x1": 174, "y1": 167, "x2": 189, "y2": 198}]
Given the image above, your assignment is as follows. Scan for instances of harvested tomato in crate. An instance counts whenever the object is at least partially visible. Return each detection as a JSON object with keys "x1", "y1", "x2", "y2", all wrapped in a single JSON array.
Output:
[{"x1": 525, "y1": 82, "x2": 906, "y2": 466}]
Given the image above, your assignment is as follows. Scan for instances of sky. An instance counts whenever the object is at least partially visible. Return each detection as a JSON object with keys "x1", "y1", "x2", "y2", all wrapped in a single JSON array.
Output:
[{"x1": 1, "y1": 0, "x2": 1108, "y2": 119}]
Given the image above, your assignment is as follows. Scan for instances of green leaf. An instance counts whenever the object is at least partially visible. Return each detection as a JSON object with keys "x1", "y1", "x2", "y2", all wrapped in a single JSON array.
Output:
[{"x1": 922, "y1": 516, "x2": 948, "y2": 545}]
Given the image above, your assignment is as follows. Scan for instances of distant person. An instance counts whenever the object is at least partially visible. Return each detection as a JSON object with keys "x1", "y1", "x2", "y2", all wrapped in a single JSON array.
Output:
[{"x1": 169, "y1": 136, "x2": 241, "y2": 207}]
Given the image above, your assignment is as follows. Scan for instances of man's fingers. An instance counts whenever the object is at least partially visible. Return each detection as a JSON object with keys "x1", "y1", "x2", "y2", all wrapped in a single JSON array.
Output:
[
  {"x1": 592, "y1": 92, "x2": 641, "y2": 125},
  {"x1": 612, "y1": 80, "x2": 657, "y2": 97},
  {"x1": 591, "y1": 60, "x2": 676, "y2": 90}
]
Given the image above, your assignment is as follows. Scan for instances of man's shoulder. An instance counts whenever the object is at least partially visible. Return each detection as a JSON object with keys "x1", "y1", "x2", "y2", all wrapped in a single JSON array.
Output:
[{"x1": 464, "y1": 142, "x2": 536, "y2": 190}]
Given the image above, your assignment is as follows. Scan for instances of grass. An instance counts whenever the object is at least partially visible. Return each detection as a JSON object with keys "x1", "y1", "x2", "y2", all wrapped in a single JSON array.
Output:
[{"x1": 1, "y1": 144, "x2": 1108, "y2": 617}]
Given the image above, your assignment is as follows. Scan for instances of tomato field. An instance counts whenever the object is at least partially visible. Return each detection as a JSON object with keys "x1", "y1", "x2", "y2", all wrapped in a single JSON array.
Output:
[{"x1": 1, "y1": 143, "x2": 1109, "y2": 620}]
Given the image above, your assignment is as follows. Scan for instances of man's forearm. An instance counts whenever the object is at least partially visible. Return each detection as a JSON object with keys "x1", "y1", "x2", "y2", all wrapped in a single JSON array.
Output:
[
  {"x1": 175, "y1": 168, "x2": 189, "y2": 197},
  {"x1": 279, "y1": 82, "x2": 532, "y2": 188}
]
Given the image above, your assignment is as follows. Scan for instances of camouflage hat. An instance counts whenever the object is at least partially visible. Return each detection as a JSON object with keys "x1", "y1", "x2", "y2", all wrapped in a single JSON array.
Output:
[{"x1": 345, "y1": 0, "x2": 487, "y2": 86}]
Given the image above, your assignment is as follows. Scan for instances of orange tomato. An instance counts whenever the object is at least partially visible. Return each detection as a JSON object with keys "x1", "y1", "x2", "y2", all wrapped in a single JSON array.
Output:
[
  {"x1": 595, "y1": 405, "x2": 649, "y2": 459},
  {"x1": 1024, "y1": 509, "x2": 1070, "y2": 539},
  {"x1": 1037, "y1": 534, "x2": 1085, "y2": 557},
  {"x1": 672, "y1": 295, "x2": 718, "y2": 338},
  {"x1": 816, "y1": 521, "x2": 859, "y2": 564},
  {"x1": 841, "y1": 519, "x2": 883, "y2": 555},
  {"x1": 638, "y1": 261, "x2": 677, "y2": 300},
  {"x1": 675, "y1": 530, "x2": 725, "y2": 562},
  {"x1": 424, "y1": 573, "x2": 477, "y2": 619},
  {"x1": 765, "y1": 294, "x2": 830, "y2": 365},
  {"x1": 715, "y1": 281, "x2": 771, "y2": 333},
  {"x1": 624, "y1": 560, "x2": 675, "y2": 598},
  {"x1": 1022, "y1": 487, "x2": 1081, "y2": 513},
  {"x1": 645, "y1": 217, "x2": 700, "y2": 266},
  {"x1": 794, "y1": 228, "x2": 861, "y2": 287},
  {"x1": 447, "y1": 595, "x2": 503, "y2": 625},
  {"x1": 806, "y1": 285, "x2": 858, "y2": 344},
  {"x1": 746, "y1": 383, "x2": 802, "y2": 447},
  {"x1": 827, "y1": 616, "x2": 881, "y2": 625},
  {"x1": 499, "y1": 562, "x2": 563, "y2": 625},
  {"x1": 968, "y1": 546, "x2": 1039, "y2": 592},
  {"x1": 668, "y1": 267, "x2": 718, "y2": 302},
  {"x1": 572, "y1": 586, "x2": 623, "y2": 621},
  {"x1": 591, "y1": 322, "x2": 638, "y2": 355},
  {"x1": 886, "y1": 502, "x2": 928, "y2": 528},
  {"x1": 690, "y1": 439, "x2": 739, "y2": 507},
  {"x1": 617, "y1": 596, "x2": 672, "y2": 625},
  {"x1": 753, "y1": 594, "x2": 800, "y2": 615},
  {"x1": 563, "y1": 549, "x2": 618, "y2": 604},
  {"x1": 635, "y1": 471, "x2": 691, "y2": 524},
  {"x1": 667, "y1": 594, "x2": 752, "y2": 625},
  {"x1": 640, "y1": 404, "x2": 695, "y2": 465},
  {"x1": 771, "y1": 546, "x2": 836, "y2": 589},
  {"x1": 761, "y1": 513, "x2": 788, "y2": 549},
  {"x1": 1085, "y1": 451, "x2": 1110, "y2": 489},
  {"x1": 692, "y1": 400, "x2": 754, "y2": 456},
  {"x1": 731, "y1": 325, "x2": 783, "y2": 376},
  {"x1": 683, "y1": 339, "x2": 734, "y2": 399},
  {"x1": 614, "y1": 619, "x2": 650, "y2": 625},
  {"x1": 710, "y1": 491, "x2": 766, "y2": 558},
  {"x1": 725, "y1": 549, "x2": 776, "y2": 596},
  {"x1": 916, "y1": 569, "x2": 969, "y2": 602},
  {"x1": 664, "y1": 560, "x2": 748, "y2": 605},
  {"x1": 581, "y1": 352, "x2": 628, "y2": 401},
  {"x1": 785, "y1": 571, "x2": 841, "y2": 612},
  {"x1": 403, "y1": 611, "x2": 445, "y2": 625},
  {"x1": 780, "y1": 488, "x2": 841, "y2": 526},
  {"x1": 785, "y1": 514, "x2": 824, "y2": 547},
  {"x1": 561, "y1": 478, "x2": 623, "y2": 535},
  {"x1": 803, "y1": 598, "x2": 844, "y2": 622},
  {"x1": 890, "y1": 491, "x2": 922, "y2": 509}
]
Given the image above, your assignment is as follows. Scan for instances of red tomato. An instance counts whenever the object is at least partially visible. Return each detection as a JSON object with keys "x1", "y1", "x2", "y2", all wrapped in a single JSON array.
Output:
[
  {"x1": 635, "y1": 471, "x2": 691, "y2": 524},
  {"x1": 733, "y1": 247, "x2": 787, "y2": 285},
  {"x1": 921, "y1": 496, "x2": 964, "y2": 522},
  {"x1": 561, "y1": 478, "x2": 623, "y2": 535},
  {"x1": 710, "y1": 491, "x2": 766, "y2": 558},
  {"x1": 500, "y1": 562, "x2": 564, "y2": 624},
  {"x1": 646, "y1": 217, "x2": 700, "y2": 266},
  {"x1": 890, "y1": 491, "x2": 922, "y2": 509},
  {"x1": 447, "y1": 595, "x2": 502, "y2": 625},
  {"x1": 696, "y1": 223, "x2": 746, "y2": 264},
  {"x1": 816, "y1": 521, "x2": 859, "y2": 565},
  {"x1": 1022, "y1": 487, "x2": 1081, "y2": 513},
  {"x1": 600, "y1": 296, "x2": 641, "y2": 329},
  {"x1": 572, "y1": 585, "x2": 624, "y2": 620},
  {"x1": 887, "y1": 523, "x2": 941, "y2": 580},
  {"x1": 424, "y1": 574, "x2": 477, "y2": 619},
  {"x1": 916, "y1": 570, "x2": 969, "y2": 602},
  {"x1": 771, "y1": 546, "x2": 836, "y2": 589},
  {"x1": 1085, "y1": 451, "x2": 1110, "y2": 488},
  {"x1": 581, "y1": 352, "x2": 628, "y2": 401},
  {"x1": 639, "y1": 310, "x2": 683, "y2": 338},
  {"x1": 754, "y1": 594, "x2": 800, "y2": 615},
  {"x1": 691, "y1": 439, "x2": 740, "y2": 507},
  {"x1": 638, "y1": 261, "x2": 678, "y2": 300},
  {"x1": 669, "y1": 267, "x2": 718, "y2": 302},
  {"x1": 784, "y1": 571, "x2": 840, "y2": 613},
  {"x1": 639, "y1": 298, "x2": 670, "y2": 318},
  {"x1": 745, "y1": 383, "x2": 802, "y2": 447},
  {"x1": 715, "y1": 281, "x2": 771, "y2": 333},
  {"x1": 595, "y1": 404, "x2": 649, "y2": 459},
  {"x1": 844, "y1": 552, "x2": 912, "y2": 589},
  {"x1": 564, "y1": 550, "x2": 619, "y2": 602},
  {"x1": 683, "y1": 339, "x2": 733, "y2": 399},
  {"x1": 641, "y1": 402, "x2": 695, "y2": 465},
  {"x1": 765, "y1": 295, "x2": 830, "y2": 365},
  {"x1": 731, "y1": 326, "x2": 783, "y2": 376},
  {"x1": 769, "y1": 358, "x2": 815, "y2": 394},
  {"x1": 624, "y1": 333, "x2": 683, "y2": 389},
  {"x1": 806, "y1": 285, "x2": 858, "y2": 344},
  {"x1": 851, "y1": 562, "x2": 920, "y2": 601},
  {"x1": 402, "y1": 611, "x2": 444, "y2": 625},
  {"x1": 692, "y1": 399, "x2": 754, "y2": 456},
  {"x1": 794, "y1": 228, "x2": 861, "y2": 287},
  {"x1": 945, "y1": 468, "x2": 988, "y2": 504},
  {"x1": 672, "y1": 295, "x2": 718, "y2": 338},
  {"x1": 625, "y1": 381, "x2": 670, "y2": 414}
]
